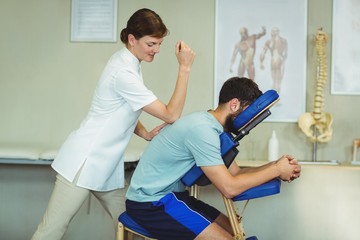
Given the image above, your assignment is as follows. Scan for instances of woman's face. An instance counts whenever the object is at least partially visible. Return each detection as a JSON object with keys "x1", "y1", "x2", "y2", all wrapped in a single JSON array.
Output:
[{"x1": 129, "y1": 35, "x2": 164, "y2": 62}]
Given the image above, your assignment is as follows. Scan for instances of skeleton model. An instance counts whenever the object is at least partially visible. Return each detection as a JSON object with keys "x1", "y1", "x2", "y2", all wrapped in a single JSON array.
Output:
[{"x1": 298, "y1": 29, "x2": 333, "y2": 143}]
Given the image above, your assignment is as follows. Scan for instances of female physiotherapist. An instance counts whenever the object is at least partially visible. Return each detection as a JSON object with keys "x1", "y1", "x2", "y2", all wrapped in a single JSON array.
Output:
[{"x1": 31, "y1": 8, "x2": 195, "y2": 240}]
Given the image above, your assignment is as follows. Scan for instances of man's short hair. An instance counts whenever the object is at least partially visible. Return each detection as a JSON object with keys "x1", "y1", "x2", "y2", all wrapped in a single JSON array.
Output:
[{"x1": 218, "y1": 77, "x2": 262, "y2": 105}]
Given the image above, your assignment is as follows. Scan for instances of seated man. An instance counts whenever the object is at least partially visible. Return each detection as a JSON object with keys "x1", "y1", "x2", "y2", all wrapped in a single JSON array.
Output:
[{"x1": 125, "y1": 76, "x2": 301, "y2": 240}]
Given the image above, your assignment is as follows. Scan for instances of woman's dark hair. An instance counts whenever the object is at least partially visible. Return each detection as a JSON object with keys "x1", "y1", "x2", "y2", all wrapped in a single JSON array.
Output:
[
  {"x1": 218, "y1": 77, "x2": 262, "y2": 107},
  {"x1": 120, "y1": 8, "x2": 169, "y2": 44}
]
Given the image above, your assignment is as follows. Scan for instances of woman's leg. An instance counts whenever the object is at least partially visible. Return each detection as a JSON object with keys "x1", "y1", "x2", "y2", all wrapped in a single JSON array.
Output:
[
  {"x1": 31, "y1": 174, "x2": 90, "y2": 240},
  {"x1": 93, "y1": 188, "x2": 127, "y2": 232}
]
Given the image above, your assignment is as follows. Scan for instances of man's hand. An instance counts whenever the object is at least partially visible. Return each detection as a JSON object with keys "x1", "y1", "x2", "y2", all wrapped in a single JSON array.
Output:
[{"x1": 275, "y1": 155, "x2": 301, "y2": 182}]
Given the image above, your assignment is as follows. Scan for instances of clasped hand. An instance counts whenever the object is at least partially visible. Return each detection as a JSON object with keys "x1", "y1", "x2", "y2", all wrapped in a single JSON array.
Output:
[{"x1": 275, "y1": 155, "x2": 301, "y2": 182}]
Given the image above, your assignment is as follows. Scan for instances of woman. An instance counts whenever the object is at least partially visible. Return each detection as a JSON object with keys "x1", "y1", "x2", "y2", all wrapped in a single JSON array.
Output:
[{"x1": 32, "y1": 8, "x2": 195, "y2": 240}]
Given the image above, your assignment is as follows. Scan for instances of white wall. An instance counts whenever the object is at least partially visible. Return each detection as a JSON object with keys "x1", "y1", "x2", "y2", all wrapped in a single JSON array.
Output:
[{"x1": 0, "y1": 0, "x2": 359, "y2": 162}]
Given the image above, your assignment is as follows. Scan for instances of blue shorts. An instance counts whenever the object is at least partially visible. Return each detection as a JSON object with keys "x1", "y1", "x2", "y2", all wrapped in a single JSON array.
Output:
[{"x1": 126, "y1": 191, "x2": 221, "y2": 240}]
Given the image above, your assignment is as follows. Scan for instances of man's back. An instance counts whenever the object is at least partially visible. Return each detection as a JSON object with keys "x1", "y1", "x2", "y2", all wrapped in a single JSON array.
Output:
[{"x1": 126, "y1": 111, "x2": 224, "y2": 202}]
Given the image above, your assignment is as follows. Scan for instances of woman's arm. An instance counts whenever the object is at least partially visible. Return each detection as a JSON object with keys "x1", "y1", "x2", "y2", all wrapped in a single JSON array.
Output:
[{"x1": 143, "y1": 41, "x2": 195, "y2": 123}]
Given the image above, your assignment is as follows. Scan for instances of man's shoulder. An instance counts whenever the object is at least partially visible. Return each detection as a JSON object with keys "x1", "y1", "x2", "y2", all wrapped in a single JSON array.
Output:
[
  {"x1": 178, "y1": 112, "x2": 222, "y2": 136},
  {"x1": 181, "y1": 111, "x2": 217, "y2": 125}
]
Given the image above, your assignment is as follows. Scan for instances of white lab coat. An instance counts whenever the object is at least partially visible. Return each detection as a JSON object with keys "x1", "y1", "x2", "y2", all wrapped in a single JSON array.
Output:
[{"x1": 52, "y1": 48, "x2": 157, "y2": 191}]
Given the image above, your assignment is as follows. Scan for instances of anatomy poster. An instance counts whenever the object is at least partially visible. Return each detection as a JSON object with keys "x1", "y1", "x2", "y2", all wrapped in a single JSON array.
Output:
[
  {"x1": 332, "y1": 0, "x2": 360, "y2": 95},
  {"x1": 214, "y1": 0, "x2": 307, "y2": 122}
]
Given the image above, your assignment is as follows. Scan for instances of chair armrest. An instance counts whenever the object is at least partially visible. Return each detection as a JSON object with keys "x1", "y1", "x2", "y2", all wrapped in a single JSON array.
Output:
[{"x1": 233, "y1": 178, "x2": 281, "y2": 201}]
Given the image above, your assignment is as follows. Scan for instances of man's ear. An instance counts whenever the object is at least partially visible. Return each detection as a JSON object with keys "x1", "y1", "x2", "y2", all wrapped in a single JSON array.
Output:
[{"x1": 229, "y1": 98, "x2": 240, "y2": 113}]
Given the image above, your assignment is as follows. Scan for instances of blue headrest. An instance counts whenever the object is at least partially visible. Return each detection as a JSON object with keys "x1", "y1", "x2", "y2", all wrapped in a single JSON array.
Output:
[{"x1": 232, "y1": 90, "x2": 279, "y2": 133}]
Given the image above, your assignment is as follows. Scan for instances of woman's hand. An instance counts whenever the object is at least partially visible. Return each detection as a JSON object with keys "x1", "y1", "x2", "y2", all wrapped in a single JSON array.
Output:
[
  {"x1": 144, "y1": 122, "x2": 168, "y2": 141},
  {"x1": 176, "y1": 41, "x2": 196, "y2": 71}
]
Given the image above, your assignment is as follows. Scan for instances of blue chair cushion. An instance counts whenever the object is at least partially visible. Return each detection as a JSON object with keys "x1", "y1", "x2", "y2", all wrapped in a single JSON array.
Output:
[
  {"x1": 233, "y1": 178, "x2": 281, "y2": 201},
  {"x1": 246, "y1": 236, "x2": 259, "y2": 240},
  {"x1": 181, "y1": 164, "x2": 204, "y2": 187},
  {"x1": 219, "y1": 132, "x2": 238, "y2": 156},
  {"x1": 118, "y1": 211, "x2": 152, "y2": 237},
  {"x1": 181, "y1": 132, "x2": 237, "y2": 187}
]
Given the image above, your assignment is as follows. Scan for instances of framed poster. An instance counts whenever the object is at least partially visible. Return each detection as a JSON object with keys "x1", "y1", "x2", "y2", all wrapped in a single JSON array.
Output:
[
  {"x1": 331, "y1": 0, "x2": 360, "y2": 95},
  {"x1": 214, "y1": 0, "x2": 307, "y2": 122},
  {"x1": 71, "y1": 0, "x2": 118, "y2": 42}
]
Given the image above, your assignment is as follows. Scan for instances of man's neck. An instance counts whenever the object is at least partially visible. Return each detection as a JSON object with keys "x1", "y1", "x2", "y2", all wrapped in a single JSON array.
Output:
[{"x1": 208, "y1": 109, "x2": 226, "y2": 127}]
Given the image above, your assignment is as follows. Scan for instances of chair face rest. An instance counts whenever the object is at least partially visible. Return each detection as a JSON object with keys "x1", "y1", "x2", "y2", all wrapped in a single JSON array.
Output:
[
  {"x1": 233, "y1": 178, "x2": 281, "y2": 201},
  {"x1": 232, "y1": 90, "x2": 279, "y2": 134},
  {"x1": 118, "y1": 212, "x2": 152, "y2": 237}
]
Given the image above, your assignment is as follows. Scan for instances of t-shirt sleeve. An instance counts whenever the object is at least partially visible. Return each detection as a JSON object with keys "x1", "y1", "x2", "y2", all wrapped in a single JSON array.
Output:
[
  {"x1": 184, "y1": 125, "x2": 224, "y2": 167},
  {"x1": 113, "y1": 69, "x2": 157, "y2": 111}
]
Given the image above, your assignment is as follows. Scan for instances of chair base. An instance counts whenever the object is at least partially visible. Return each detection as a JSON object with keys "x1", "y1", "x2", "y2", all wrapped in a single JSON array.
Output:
[
  {"x1": 246, "y1": 236, "x2": 258, "y2": 240},
  {"x1": 117, "y1": 221, "x2": 156, "y2": 240}
]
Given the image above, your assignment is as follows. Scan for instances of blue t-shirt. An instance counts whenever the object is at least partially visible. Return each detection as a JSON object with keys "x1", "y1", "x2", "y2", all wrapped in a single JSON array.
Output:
[{"x1": 126, "y1": 111, "x2": 224, "y2": 202}]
